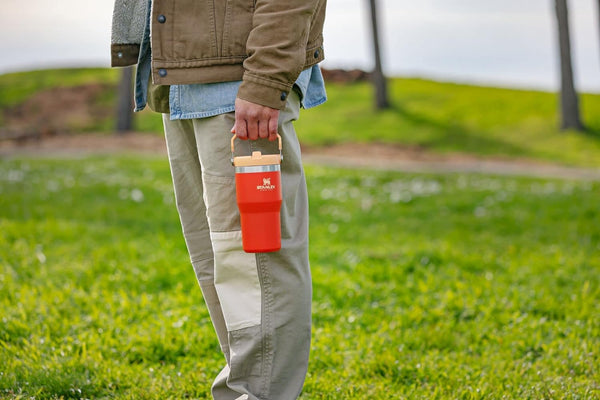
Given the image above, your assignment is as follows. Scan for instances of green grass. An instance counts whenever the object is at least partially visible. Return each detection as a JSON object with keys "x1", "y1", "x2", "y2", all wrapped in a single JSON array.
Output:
[
  {"x1": 296, "y1": 79, "x2": 600, "y2": 167},
  {"x1": 0, "y1": 68, "x2": 119, "y2": 110},
  {"x1": 1, "y1": 156, "x2": 598, "y2": 399},
  {"x1": 2, "y1": 68, "x2": 600, "y2": 167},
  {"x1": 0, "y1": 68, "x2": 120, "y2": 129}
]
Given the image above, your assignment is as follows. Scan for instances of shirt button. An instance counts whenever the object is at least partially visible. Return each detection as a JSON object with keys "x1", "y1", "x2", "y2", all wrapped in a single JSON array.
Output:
[
  {"x1": 313, "y1": 49, "x2": 320, "y2": 58},
  {"x1": 280, "y1": 92, "x2": 287, "y2": 101},
  {"x1": 158, "y1": 69, "x2": 167, "y2": 77},
  {"x1": 157, "y1": 14, "x2": 166, "y2": 23}
]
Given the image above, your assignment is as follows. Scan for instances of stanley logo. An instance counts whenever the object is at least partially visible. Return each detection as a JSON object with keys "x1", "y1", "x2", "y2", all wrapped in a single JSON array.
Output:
[{"x1": 257, "y1": 177, "x2": 276, "y2": 191}]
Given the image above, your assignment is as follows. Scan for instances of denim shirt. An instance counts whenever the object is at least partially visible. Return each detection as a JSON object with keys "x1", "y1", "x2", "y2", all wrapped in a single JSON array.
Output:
[
  {"x1": 133, "y1": 0, "x2": 153, "y2": 113},
  {"x1": 168, "y1": 66, "x2": 327, "y2": 120},
  {"x1": 134, "y1": 0, "x2": 326, "y2": 119}
]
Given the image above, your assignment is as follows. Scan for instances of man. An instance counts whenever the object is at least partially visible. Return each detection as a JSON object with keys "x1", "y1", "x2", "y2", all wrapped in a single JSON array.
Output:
[{"x1": 111, "y1": 0, "x2": 327, "y2": 398}]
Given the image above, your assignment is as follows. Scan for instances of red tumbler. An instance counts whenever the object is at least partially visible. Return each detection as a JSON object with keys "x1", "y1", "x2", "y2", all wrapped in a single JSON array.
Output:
[{"x1": 231, "y1": 134, "x2": 283, "y2": 253}]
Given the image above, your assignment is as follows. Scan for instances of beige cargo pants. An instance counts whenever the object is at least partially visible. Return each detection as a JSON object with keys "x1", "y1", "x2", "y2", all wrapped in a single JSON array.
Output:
[{"x1": 162, "y1": 91, "x2": 311, "y2": 400}]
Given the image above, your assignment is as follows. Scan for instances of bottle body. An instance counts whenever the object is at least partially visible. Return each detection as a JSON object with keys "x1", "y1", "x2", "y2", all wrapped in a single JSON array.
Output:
[{"x1": 235, "y1": 165, "x2": 282, "y2": 253}]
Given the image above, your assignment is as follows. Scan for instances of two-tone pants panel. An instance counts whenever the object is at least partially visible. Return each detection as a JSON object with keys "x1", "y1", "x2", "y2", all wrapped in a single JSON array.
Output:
[{"x1": 162, "y1": 90, "x2": 311, "y2": 400}]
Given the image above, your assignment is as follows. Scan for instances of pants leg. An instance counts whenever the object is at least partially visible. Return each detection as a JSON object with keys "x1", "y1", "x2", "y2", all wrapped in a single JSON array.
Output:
[
  {"x1": 162, "y1": 117, "x2": 232, "y2": 363},
  {"x1": 163, "y1": 90, "x2": 311, "y2": 400}
]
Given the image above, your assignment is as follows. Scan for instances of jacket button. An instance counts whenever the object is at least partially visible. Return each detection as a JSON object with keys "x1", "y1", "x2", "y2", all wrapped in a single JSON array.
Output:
[
  {"x1": 157, "y1": 14, "x2": 166, "y2": 23},
  {"x1": 313, "y1": 49, "x2": 320, "y2": 58},
  {"x1": 280, "y1": 92, "x2": 287, "y2": 101},
  {"x1": 158, "y1": 69, "x2": 167, "y2": 77}
]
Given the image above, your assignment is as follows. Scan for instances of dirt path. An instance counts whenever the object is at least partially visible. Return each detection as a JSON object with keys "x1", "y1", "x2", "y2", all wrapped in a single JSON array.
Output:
[
  {"x1": 2, "y1": 132, "x2": 599, "y2": 181},
  {"x1": 302, "y1": 143, "x2": 600, "y2": 181}
]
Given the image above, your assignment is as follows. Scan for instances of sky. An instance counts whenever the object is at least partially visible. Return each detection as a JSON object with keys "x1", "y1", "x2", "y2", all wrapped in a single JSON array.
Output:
[{"x1": 3, "y1": 0, "x2": 600, "y2": 92}]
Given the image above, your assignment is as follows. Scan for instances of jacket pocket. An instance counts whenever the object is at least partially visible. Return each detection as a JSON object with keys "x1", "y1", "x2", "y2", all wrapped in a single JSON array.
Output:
[
  {"x1": 222, "y1": 0, "x2": 255, "y2": 58},
  {"x1": 171, "y1": 0, "x2": 219, "y2": 60}
]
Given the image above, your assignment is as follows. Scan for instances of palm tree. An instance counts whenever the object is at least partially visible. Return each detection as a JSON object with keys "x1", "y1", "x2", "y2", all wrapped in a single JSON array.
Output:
[{"x1": 554, "y1": 0, "x2": 584, "y2": 131}]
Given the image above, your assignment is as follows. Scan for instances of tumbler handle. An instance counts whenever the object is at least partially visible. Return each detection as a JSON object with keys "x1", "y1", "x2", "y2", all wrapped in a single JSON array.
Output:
[{"x1": 231, "y1": 133, "x2": 282, "y2": 164}]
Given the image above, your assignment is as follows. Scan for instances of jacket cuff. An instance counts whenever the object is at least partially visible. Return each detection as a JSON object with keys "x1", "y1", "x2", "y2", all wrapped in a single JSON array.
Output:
[
  {"x1": 237, "y1": 74, "x2": 292, "y2": 110},
  {"x1": 111, "y1": 44, "x2": 140, "y2": 67}
]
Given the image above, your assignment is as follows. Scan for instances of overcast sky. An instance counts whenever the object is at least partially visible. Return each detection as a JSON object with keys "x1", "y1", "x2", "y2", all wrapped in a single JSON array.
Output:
[{"x1": 3, "y1": 0, "x2": 600, "y2": 91}]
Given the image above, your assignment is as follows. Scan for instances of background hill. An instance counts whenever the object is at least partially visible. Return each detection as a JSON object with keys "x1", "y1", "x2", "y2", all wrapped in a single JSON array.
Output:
[{"x1": 1, "y1": 67, "x2": 600, "y2": 168}]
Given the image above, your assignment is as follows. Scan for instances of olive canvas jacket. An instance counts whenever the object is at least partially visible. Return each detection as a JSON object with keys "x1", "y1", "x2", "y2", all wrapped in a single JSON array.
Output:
[{"x1": 111, "y1": 0, "x2": 326, "y2": 110}]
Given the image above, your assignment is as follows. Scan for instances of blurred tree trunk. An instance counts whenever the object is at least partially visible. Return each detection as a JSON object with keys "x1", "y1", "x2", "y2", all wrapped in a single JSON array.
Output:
[
  {"x1": 554, "y1": 0, "x2": 584, "y2": 131},
  {"x1": 597, "y1": 0, "x2": 600, "y2": 65},
  {"x1": 367, "y1": 0, "x2": 390, "y2": 110},
  {"x1": 116, "y1": 66, "x2": 134, "y2": 134}
]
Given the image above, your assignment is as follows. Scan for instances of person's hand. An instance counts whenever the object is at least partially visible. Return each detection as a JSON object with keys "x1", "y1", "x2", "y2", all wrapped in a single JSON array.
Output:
[{"x1": 231, "y1": 98, "x2": 279, "y2": 141}]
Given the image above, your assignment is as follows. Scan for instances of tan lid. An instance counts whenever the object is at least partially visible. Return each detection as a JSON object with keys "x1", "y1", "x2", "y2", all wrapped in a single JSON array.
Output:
[
  {"x1": 233, "y1": 152, "x2": 281, "y2": 167},
  {"x1": 231, "y1": 134, "x2": 282, "y2": 167}
]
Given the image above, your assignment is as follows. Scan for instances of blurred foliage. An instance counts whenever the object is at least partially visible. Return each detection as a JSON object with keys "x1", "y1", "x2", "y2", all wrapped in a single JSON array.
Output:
[{"x1": 1, "y1": 68, "x2": 600, "y2": 167}]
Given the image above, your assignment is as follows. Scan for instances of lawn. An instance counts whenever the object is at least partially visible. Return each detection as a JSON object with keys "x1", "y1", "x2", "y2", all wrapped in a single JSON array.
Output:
[
  {"x1": 0, "y1": 68, "x2": 118, "y2": 110},
  {"x1": 0, "y1": 156, "x2": 598, "y2": 399},
  {"x1": 295, "y1": 78, "x2": 600, "y2": 167},
  {"x1": 2, "y1": 68, "x2": 600, "y2": 167}
]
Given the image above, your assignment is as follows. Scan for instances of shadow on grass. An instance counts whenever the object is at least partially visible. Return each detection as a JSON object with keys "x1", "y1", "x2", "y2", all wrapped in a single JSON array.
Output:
[
  {"x1": 386, "y1": 101, "x2": 531, "y2": 157},
  {"x1": 583, "y1": 125, "x2": 600, "y2": 138}
]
